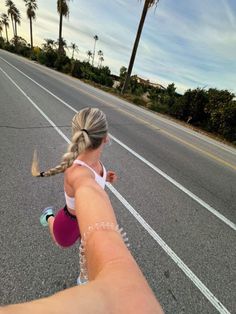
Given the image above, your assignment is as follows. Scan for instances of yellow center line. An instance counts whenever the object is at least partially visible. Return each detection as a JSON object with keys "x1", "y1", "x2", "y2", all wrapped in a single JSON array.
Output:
[
  {"x1": 160, "y1": 129, "x2": 236, "y2": 171},
  {"x1": 76, "y1": 85, "x2": 236, "y2": 171}
]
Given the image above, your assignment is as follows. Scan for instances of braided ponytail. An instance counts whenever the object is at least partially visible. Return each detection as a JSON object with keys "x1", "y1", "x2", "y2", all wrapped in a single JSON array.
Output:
[{"x1": 31, "y1": 107, "x2": 108, "y2": 178}]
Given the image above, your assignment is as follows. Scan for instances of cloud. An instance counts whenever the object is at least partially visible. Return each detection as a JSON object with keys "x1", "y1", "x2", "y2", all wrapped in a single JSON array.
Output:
[{"x1": 0, "y1": 0, "x2": 235, "y2": 94}]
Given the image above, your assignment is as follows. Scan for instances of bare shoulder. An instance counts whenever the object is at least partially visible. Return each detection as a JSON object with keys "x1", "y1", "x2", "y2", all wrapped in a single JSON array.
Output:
[{"x1": 65, "y1": 164, "x2": 94, "y2": 189}]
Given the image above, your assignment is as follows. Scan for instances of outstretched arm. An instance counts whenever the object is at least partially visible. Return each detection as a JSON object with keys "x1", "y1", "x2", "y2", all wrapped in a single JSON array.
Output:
[{"x1": 0, "y1": 179, "x2": 163, "y2": 314}]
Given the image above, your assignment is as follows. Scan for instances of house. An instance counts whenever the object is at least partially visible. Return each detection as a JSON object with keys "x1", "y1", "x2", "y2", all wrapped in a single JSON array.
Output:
[{"x1": 132, "y1": 75, "x2": 166, "y2": 90}]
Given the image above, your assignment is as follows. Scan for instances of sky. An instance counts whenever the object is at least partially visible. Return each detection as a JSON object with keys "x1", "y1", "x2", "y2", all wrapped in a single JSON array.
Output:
[{"x1": 1, "y1": 0, "x2": 236, "y2": 94}]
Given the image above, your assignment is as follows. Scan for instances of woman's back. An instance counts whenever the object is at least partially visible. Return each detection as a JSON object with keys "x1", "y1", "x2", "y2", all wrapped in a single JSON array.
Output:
[{"x1": 64, "y1": 158, "x2": 107, "y2": 212}]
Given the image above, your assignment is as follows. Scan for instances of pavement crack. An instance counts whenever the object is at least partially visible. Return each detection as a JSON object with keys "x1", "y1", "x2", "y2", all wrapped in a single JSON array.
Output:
[{"x1": 168, "y1": 289, "x2": 178, "y2": 302}]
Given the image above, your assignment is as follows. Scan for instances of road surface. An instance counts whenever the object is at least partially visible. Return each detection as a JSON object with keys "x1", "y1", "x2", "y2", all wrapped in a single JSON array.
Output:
[{"x1": 0, "y1": 49, "x2": 235, "y2": 313}]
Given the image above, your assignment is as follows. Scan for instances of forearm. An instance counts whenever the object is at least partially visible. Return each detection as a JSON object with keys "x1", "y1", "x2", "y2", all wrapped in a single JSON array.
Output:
[
  {"x1": 75, "y1": 183, "x2": 163, "y2": 313},
  {"x1": 0, "y1": 182, "x2": 163, "y2": 314},
  {"x1": 0, "y1": 284, "x2": 108, "y2": 314}
]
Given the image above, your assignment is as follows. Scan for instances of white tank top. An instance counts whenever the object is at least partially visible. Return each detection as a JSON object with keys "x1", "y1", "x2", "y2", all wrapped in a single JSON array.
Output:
[{"x1": 64, "y1": 159, "x2": 107, "y2": 210}]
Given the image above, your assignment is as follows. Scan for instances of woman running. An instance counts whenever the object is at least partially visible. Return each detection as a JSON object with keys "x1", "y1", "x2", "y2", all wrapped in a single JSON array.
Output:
[{"x1": 31, "y1": 107, "x2": 117, "y2": 254}]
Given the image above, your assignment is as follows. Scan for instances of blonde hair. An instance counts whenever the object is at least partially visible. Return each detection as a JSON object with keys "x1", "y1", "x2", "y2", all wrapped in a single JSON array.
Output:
[{"x1": 32, "y1": 107, "x2": 108, "y2": 177}]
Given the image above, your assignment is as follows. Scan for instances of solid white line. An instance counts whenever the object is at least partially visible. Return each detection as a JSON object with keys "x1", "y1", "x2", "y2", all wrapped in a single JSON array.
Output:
[
  {"x1": 0, "y1": 66, "x2": 231, "y2": 314},
  {"x1": 110, "y1": 135, "x2": 236, "y2": 232},
  {"x1": 107, "y1": 183, "x2": 231, "y2": 314},
  {"x1": 1, "y1": 57, "x2": 235, "y2": 232},
  {"x1": 0, "y1": 68, "x2": 70, "y2": 144},
  {"x1": 0, "y1": 56, "x2": 78, "y2": 114}
]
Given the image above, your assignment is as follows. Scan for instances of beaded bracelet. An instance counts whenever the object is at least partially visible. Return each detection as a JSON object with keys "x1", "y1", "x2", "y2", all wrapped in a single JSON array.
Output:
[{"x1": 79, "y1": 222, "x2": 130, "y2": 282}]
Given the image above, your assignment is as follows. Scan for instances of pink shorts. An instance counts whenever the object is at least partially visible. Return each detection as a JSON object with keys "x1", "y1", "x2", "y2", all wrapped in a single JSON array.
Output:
[{"x1": 53, "y1": 206, "x2": 81, "y2": 248}]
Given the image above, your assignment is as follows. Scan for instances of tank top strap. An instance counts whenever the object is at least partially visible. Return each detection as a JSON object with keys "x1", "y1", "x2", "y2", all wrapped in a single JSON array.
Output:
[
  {"x1": 100, "y1": 162, "x2": 107, "y2": 180},
  {"x1": 73, "y1": 159, "x2": 106, "y2": 189},
  {"x1": 73, "y1": 159, "x2": 97, "y2": 177}
]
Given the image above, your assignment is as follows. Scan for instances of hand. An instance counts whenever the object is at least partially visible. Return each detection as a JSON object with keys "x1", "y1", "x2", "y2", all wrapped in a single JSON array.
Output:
[{"x1": 106, "y1": 171, "x2": 117, "y2": 183}]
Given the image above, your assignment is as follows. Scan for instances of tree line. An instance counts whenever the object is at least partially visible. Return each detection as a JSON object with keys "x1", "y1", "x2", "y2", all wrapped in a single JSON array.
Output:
[
  {"x1": 0, "y1": 0, "x2": 235, "y2": 143},
  {"x1": 118, "y1": 68, "x2": 236, "y2": 143},
  {"x1": 0, "y1": 0, "x2": 161, "y2": 93}
]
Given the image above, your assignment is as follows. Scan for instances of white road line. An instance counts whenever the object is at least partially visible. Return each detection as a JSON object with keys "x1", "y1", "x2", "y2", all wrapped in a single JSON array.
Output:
[
  {"x1": 0, "y1": 66, "x2": 231, "y2": 314},
  {"x1": 107, "y1": 184, "x2": 231, "y2": 314},
  {"x1": 1, "y1": 57, "x2": 235, "y2": 232},
  {"x1": 110, "y1": 135, "x2": 236, "y2": 231},
  {"x1": 0, "y1": 57, "x2": 78, "y2": 114}
]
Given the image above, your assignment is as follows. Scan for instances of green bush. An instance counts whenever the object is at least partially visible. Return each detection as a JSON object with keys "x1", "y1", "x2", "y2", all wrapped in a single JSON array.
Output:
[
  {"x1": 4, "y1": 42, "x2": 16, "y2": 53},
  {"x1": 38, "y1": 49, "x2": 57, "y2": 67},
  {"x1": 30, "y1": 52, "x2": 37, "y2": 61},
  {"x1": 62, "y1": 62, "x2": 72, "y2": 73},
  {"x1": 149, "y1": 101, "x2": 169, "y2": 114},
  {"x1": 205, "y1": 89, "x2": 236, "y2": 141},
  {"x1": 54, "y1": 54, "x2": 71, "y2": 71},
  {"x1": 0, "y1": 37, "x2": 5, "y2": 48},
  {"x1": 17, "y1": 45, "x2": 31, "y2": 58},
  {"x1": 133, "y1": 97, "x2": 147, "y2": 107},
  {"x1": 71, "y1": 61, "x2": 113, "y2": 87},
  {"x1": 171, "y1": 88, "x2": 208, "y2": 124}
]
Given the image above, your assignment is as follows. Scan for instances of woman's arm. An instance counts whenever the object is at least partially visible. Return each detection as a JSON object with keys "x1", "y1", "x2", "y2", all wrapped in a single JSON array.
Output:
[
  {"x1": 0, "y1": 179, "x2": 163, "y2": 314},
  {"x1": 74, "y1": 180, "x2": 163, "y2": 313}
]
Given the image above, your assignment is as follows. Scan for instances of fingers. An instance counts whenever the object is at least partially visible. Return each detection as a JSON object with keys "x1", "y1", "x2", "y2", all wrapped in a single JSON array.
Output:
[{"x1": 106, "y1": 171, "x2": 117, "y2": 183}]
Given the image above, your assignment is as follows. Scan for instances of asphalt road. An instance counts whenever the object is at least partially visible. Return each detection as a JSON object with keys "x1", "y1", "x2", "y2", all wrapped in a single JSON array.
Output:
[{"x1": 0, "y1": 49, "x2": 235, "y2": 314}]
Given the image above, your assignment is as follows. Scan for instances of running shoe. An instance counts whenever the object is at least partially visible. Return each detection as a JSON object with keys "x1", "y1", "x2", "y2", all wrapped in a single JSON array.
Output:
[{"x1": 40, "y1": 207, "x2": 54, "y2": 227}]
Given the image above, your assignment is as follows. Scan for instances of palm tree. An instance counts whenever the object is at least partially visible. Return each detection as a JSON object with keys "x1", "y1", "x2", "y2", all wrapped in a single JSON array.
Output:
[
  {"x1": 0, "y1": 21, "x2": 3, "y2": 37},
  {"x1": 121, "y1": 0, "x2": 159, "y2": 94},
  {"x1": 1, "y1": 14, "x2": 9, "y2": 42},
  {"x1": 92, "y1": 35, "x2": 98, "y2": 66},
  {"x1": 69, "y1": 42, "x2": 79, "y2": 59},
  {"x1": 57, "y1": 0, "x2": 71, "y2": 54},
  {"x1": 87, "y1": 50, "x2": 93, "y2": 63},
  {"x1": 6, "y1": 0, "x2": 15, "y2": 37},
  {"x1": 99, "y1": 56, "x2": 104, "y2": 67},
  {"x1": 97, "y1": 50, "x2": 103, "y2": 67},
  {"x1": 24, "y1": 0, "x2": 38, "y2": 49},
  {"x1": 42, "y1": 38, "x2": 57, "y2": 51},
  {"x1": 13, "y1": 7, "x2": 21, "y2": 38},
  {"x1": 56, "y1": 37, "x2": 67, "y2": 51}
]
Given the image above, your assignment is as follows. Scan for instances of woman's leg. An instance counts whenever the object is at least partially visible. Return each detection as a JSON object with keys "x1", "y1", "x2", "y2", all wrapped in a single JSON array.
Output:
[
  {"x1": 40, "y1": 206, "x2": 57, "y2": 242},
  {"x1": 52, "y1": 206, "x2": 81, "y2": 248},
  {"x1": 47, "y1": 216, "x2": 57, "y2": 244},
  {"x1": 40, "y1": 206, "x2": 81, "y2": 248}
]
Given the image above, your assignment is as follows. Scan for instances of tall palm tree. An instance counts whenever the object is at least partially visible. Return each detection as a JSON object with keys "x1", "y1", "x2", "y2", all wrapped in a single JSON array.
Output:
[
  {"x1": 1, "y1": 14, "x2": 9, "y2": 42},
  {"x1": 92, "y1": 35, "x2": 98, "y2": 66},
  {"x1": 6, "y1": 0, "x2": 15, "y2": 37},
  {"x1": 87, "y1": 50, "x2": 93, "y2": 63},
  {"x1": 97, "y1": 49, "x2": 103, "y2": 57},
  {"x1": 0, "y1": 21, "x2": 3, "y2": 37},
  {"x1": 69, "y1": 42, "x2": 79, "y2": 59},
  {"x1": 97, "y1": 49, "x2": 103, "y2": 67},
  {"x1": 43, "y1": 38, "x2": 57, "y2": 51},
  {"x1": 121, "y1": 0, "x2": 159, "y2": 94},
  {"x1": 99, "y1": 56, "x2": 104, "y2": 68},
  {"x1": 13, "y1": 7, "x2": 20, "y2": 38},
  {"x1": 56, "y1": 37, "x2": 67, "y2": 51},
  {"x1": 57, "y1": 0, "x2": 71, "y2": 54},
  {"x1": 24, "y1": 0, "x2": 38, "y2": 49}
]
